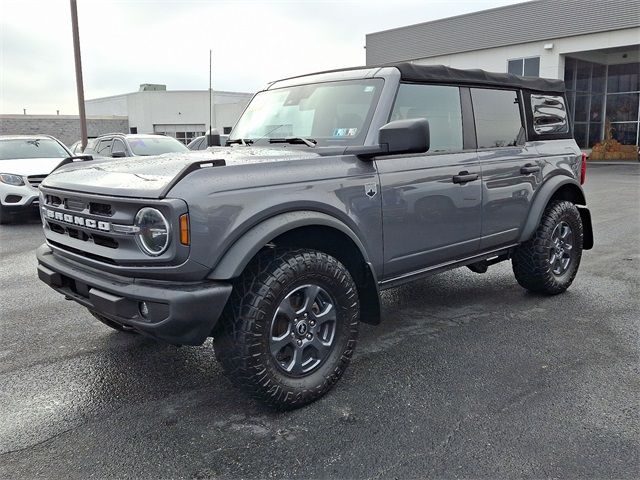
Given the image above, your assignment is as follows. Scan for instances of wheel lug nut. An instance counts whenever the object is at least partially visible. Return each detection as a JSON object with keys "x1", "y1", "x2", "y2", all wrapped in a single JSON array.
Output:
[
  {"x1": 296, "y1": 339, "x2": 302, "y2": 346},
  {"x1": 291, "y1": 332, "x2": 295, "y2": 337},
  {"x1": 309, "y1": 320, "x2": 315, "y2": 326},
  {"x1": 306, "y1": 333, "x2": 312, "y2": 340}
]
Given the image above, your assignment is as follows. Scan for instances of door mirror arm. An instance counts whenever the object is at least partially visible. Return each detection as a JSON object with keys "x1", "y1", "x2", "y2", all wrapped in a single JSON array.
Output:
[{"x1": 347, "y1": 118, "x2": 430, "y2": 160}]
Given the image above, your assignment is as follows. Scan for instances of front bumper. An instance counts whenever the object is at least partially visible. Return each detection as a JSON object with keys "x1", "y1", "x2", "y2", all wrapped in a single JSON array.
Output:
[
  {"x1": 0, "y1": 183, "x2": 39, "y2": 208},
  {"x1": 37, "y1": 244, "x2": 232, "y2": 345}
]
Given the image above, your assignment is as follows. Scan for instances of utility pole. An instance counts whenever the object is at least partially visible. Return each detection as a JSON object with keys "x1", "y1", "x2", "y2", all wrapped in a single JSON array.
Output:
[
  {"x1": 208, "y1": 49, "x2": 213, "y2": 147},
  {"x1": 70, "y1": 0, "x2": 87, "y2": 150}
]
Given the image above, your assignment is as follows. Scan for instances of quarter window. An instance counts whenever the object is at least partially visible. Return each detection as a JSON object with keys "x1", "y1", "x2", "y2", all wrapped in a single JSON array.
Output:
[
  {"x1": 471, "y1": 88, "x2": 524, "y2": 148},
  {"x1": 390, "y1": 84, "x2": 463, "y2": 152},
  {"x1": 530, "y1": 94, "x2": 569, "y2": 135}
]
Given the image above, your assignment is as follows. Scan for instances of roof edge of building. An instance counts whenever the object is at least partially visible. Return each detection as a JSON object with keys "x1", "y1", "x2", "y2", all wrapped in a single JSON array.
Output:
[{"x1": 366, "y1": 0, "x2": 540, "y2": 38}]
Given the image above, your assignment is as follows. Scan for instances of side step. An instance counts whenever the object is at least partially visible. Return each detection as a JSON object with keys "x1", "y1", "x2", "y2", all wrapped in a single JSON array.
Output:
[{"x1": 467, "y1": 253, "x2": 511, "y2": 274}]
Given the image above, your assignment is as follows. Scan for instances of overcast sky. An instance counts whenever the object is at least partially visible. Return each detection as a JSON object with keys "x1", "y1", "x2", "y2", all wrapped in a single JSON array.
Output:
[{"x1": 0, "y1": 0, "x2": 527, "y2": 114}]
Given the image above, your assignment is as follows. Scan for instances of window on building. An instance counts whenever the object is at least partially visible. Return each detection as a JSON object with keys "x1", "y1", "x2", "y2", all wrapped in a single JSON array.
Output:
[
  {"x1": 153, "y1": 124, "x2": 206, "y2": 145},
  {"x1": 223, "y1": 127, "x2": 232, "y2": 134},
  {"x1": 390, "y1": 84, "x2": 463, "y2": 152},
  {"x1": 530, "y1": 94, "x2": 569, "y2": 135},
  {"x1": 507, "y1": 57, "x2": 540, "y2": 77},
  {"x1": 471, "y1": 88, "x2": 524, "y2": 148},
  {"x1": 565, "y1": 57, "x2": 640, "y2": 148}
]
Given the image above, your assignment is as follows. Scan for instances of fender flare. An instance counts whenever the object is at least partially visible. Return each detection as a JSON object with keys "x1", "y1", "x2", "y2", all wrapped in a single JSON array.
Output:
[
  {"x1": 519, "y1": 175, "x2": 590, "y2": 246},
  {"x1": 208, "y1": 210, "x2": 375, "y2": 281}
]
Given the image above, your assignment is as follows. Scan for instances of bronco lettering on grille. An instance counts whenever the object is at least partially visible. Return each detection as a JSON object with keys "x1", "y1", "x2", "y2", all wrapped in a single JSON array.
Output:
[{"x1": 44, "y1": 208, "x2": 111, "y2": 232}]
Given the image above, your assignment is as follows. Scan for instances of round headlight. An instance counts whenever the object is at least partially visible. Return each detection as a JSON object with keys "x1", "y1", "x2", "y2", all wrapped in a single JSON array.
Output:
[{"x1": 134, "y1": 207, "x2": 170, "y2": 256}]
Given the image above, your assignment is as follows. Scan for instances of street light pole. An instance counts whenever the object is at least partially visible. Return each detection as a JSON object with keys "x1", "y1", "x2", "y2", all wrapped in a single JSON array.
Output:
[{"x1": 70, "y1": 0, "x2": 87, "y2": 150}]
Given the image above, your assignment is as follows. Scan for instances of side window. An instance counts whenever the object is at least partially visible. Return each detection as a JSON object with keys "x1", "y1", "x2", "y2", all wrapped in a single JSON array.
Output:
[
  {"x1": 96, "y1": 139, "x2": 113, "y2": 156},
  {"x1": 530, "y1": 94, "x2": 569, "y2": 134},
  {"x1": 390, "y1": 84, "x2": 463, "y2": 152},
  {"x1": 471, "y1": 89, "x2": 524, "y2": 148},
  {"x1": 112, "y1": 139, "x2": 127, "y2": 155}
]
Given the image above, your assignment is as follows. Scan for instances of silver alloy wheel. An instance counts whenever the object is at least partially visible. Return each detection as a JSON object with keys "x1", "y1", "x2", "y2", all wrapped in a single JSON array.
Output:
[
  {"x1": 270, "y1": 284, "x2": 337, "y2": 376},
  {"x1": 549, "y1": 221, "x2": 574, "y2": 275}
]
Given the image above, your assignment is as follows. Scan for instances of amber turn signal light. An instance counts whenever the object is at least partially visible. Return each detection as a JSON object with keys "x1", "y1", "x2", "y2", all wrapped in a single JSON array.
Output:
[{"x1": 179, "y1": 213, "x2": 190, "y2": 245}]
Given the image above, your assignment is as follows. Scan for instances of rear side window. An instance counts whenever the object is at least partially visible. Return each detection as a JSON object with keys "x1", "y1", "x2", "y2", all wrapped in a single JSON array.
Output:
[
  {"x1": 530, "y1": 94, "x2": 569, "y2": 134},
  {"x1": 96, "y1": 139, "x2": 113, "y2": 156},
  {"x1": 390, "y1": 84, "x2": 463, "y2": 152},
  {"x1": 471, "y1": 88, "x2": 524, "y2": 148}
]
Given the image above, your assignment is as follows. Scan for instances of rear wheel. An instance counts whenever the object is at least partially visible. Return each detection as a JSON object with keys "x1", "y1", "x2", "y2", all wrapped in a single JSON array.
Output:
[
  {"x1": 512, "y1": 200, "x2": 583, "y2": 294},
  {"x1": 214, "y1": 249, "x2": 359, "y2": 410},
  {"x1": 89, "y1": 310, "x2": 138, "y2": 333}
]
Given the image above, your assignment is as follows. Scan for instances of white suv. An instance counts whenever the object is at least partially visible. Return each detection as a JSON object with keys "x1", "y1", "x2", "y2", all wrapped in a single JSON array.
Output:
[{"x1": 0, "y1": 135, "x2": 73, "y2": 224}]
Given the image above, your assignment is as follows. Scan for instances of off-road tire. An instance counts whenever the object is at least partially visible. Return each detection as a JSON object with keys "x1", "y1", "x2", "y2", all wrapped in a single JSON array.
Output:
[
  {"x1": 512, "y1": 200, "x2": 583, "y2": 294},
  {"x1": 89, "y1": 310, "x2": 138, "y2": 333},
  {"x1": 214, "y1": 248, "x2": 360, "y2": 410}
]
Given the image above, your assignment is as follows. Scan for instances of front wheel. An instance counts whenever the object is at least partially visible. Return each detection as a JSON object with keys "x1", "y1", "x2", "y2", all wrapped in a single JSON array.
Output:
[
  {"x1": 512, "y1": 200, "x2": 584, "y2": 294},
  {"x1": 214, "y1": 249, "x2": 360, "y2": 410}
]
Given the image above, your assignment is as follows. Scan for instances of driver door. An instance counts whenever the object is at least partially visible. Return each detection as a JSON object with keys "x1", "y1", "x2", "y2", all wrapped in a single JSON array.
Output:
[{"x1": 377, "y1": 83, "x2": 482, "y2": 280}]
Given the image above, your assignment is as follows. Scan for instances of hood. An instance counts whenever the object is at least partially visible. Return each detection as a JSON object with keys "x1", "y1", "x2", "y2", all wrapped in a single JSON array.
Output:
[
  {"x1": 40, "y1": 147, "x2": 322, "y2": 198},
  {"x1": 0, "y1": 157, "x2": 69, "y2": 177}
]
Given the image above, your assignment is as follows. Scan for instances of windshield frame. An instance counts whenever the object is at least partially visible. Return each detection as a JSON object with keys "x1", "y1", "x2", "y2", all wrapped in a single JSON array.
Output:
[{"x1": 229, "y1": 78, "x2": 385, "y2": 148}]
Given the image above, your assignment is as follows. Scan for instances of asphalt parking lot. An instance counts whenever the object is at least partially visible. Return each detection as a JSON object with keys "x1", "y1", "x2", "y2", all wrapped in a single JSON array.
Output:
[{"x1": 1, "y1": 163, "x2": 638, "y2": 479}]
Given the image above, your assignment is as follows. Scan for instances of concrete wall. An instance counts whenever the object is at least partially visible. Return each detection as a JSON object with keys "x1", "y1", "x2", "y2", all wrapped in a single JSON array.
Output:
[
  {"x1": 410, "y1": 28, "x2": 640, "y2": 80},
  {"x1": 85, "y1": 90, "x2": 253, "y2": 135},
  {"x1": 0, "y1": 115, "x2": 129, "y2": 147}
]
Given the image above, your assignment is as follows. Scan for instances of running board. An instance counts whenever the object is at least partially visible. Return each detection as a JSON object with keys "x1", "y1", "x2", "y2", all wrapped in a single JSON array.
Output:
[{"x1": 379, "y1": 245, "x2": 517, "y2": 290}]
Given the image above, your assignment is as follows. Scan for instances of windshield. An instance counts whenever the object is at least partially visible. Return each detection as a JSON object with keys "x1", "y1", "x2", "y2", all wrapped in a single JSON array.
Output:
[
  {"x1": 128, "y1": 137, "x2": 189, "y2": 156},
  {"x1": 0, "y1": 138, "x2": 69, "y2": 160},
  {"x1": 229, "y1": 78, "x2": 384, "y2": 146}
]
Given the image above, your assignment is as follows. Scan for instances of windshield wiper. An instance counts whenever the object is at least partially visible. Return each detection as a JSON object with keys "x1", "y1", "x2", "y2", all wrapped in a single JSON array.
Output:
[
  {"x1": 269, "y1": 137, "x2": 317, "y2": 148},
  {"x1": 226, "y1": 138, "x2": 253, "y2": 146}
]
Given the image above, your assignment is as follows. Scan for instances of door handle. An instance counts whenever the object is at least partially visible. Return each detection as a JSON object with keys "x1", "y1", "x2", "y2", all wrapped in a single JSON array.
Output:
[
  {"x1": 452, "y1": 171, "x2": 479, "y2": 184},
  {"x1": 520, "y1": 164, "x2": 541, "y2": 174}
]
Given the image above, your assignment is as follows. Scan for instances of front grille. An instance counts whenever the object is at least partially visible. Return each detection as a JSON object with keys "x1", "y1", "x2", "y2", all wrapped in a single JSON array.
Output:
[
  {"x1": 39, "y1": 186, "x2": 186, "y2": 269},
  {"x1": 27, "y1": 175, "x2": 47, "y2": 188}
]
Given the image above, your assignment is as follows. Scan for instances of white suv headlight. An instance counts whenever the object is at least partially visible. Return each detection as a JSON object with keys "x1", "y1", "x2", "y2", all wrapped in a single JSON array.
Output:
[
  {"x1": 0, "y1": 173, "x2": 25, "y2": 186},
  {"x1": 134, "y1": 207, "x2": 170, "y2": 256}
]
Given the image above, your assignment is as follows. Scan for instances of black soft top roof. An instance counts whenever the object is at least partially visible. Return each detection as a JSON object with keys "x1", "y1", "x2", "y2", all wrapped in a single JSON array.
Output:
[
  {"x1": 394, "y1": 63, "x2": 565, "y2": 93},
  {"x1": 275, "y1": 62, "x2": 565, "y2": 94}
]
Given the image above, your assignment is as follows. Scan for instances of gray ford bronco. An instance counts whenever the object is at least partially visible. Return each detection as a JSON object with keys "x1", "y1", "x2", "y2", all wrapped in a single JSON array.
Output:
[{"x1": 36, "y1": 63, "x2": 593, "y2": 409}]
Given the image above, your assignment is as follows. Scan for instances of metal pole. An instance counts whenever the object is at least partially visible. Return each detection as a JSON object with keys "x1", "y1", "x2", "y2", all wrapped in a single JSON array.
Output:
[
  {"x1": 208, "y1": 49, "x2": 212, "y2": 147},
  {"x1": 70, "y1": 0, "x2": 87, "y2": 150}
]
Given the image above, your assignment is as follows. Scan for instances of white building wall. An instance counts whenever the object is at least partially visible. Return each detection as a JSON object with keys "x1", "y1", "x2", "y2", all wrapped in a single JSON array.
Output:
[
  {"x1": 412, "y1": 27, "x2": 640, "y2": 79},
  {"x1": 85, "y1": 90, "x2": 253, "y2": 135}
]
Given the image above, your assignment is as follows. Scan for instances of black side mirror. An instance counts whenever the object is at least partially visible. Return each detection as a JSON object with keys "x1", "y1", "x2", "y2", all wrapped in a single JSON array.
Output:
[
  {"x1": 379, "y1": 118, "x2": 430, "y2": 155},
  {"x1": 344, "y1": 118, "x2": 430, "y2": 159},
  {"x1": 111, "y1": 151, "x2": 126, "y2": 158}
]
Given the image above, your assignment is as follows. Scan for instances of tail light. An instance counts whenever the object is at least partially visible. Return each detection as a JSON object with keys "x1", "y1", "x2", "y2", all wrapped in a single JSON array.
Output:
[{"x1": 580, "y1": 152, "x2": 587, "y2": 185}]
